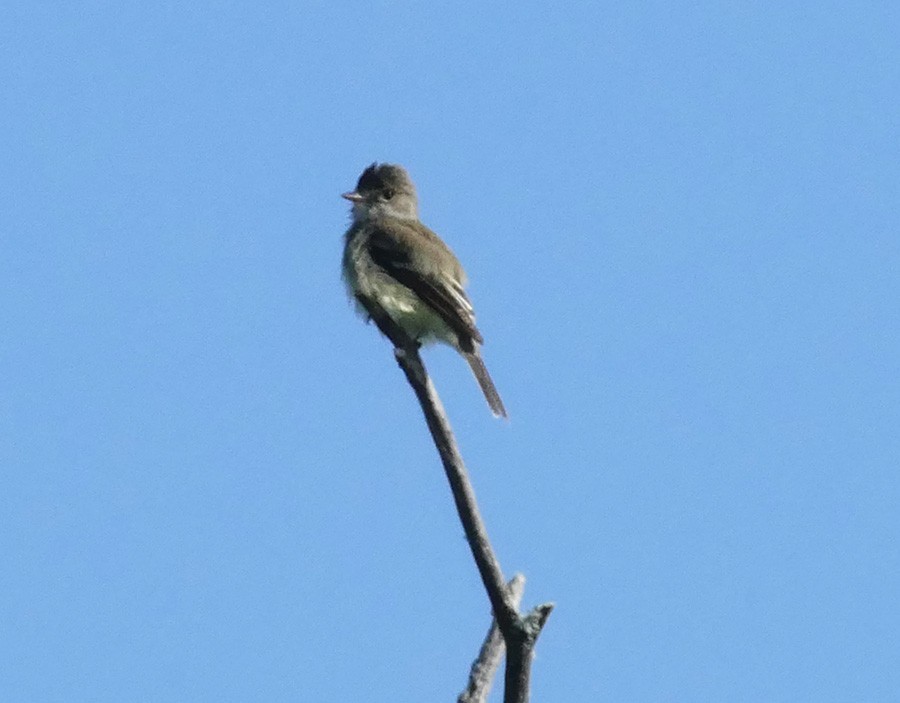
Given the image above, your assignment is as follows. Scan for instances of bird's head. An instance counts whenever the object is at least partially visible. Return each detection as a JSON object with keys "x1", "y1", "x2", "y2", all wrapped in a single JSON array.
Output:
[{"x1": 342, "y1": 163, "x2": 419, "y2": 222}]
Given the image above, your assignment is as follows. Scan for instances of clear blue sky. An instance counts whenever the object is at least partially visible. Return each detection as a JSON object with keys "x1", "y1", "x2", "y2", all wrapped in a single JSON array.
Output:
[{"x1": 2, "y1": 3, "x2": 898, "y2": 701}]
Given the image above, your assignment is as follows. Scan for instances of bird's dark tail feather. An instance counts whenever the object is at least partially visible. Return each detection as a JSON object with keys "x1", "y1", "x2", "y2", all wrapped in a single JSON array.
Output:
[{"x1": 463, "y1": 352, "x2": 508, "y2": 419}]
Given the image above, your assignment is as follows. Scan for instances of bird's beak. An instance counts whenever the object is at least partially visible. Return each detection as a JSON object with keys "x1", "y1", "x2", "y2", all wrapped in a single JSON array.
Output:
[{"x1": 341, "y1": 191, "x2": 364, "y2": 203}]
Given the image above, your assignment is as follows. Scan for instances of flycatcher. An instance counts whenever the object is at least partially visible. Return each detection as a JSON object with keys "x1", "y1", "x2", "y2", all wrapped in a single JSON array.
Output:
[{"x1": 341, "y1": 163, "x2": 507, "y2": 418}]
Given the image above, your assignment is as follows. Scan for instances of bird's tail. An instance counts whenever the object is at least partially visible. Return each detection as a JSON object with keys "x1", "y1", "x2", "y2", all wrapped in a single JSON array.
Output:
[{"x1": 463, "y1": 352, "x2": 508, "y2": 419}]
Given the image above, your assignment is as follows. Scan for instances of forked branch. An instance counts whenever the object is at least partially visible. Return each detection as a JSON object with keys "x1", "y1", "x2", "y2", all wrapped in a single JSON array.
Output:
[{"x1": 355, "y1": 296, "x2": 554, "y2": 703}]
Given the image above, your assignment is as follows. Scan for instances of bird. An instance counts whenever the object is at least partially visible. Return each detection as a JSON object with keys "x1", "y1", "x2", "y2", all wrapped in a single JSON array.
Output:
[{"x1": 341, "y1": 163, "x2": 507, "y2": 418}]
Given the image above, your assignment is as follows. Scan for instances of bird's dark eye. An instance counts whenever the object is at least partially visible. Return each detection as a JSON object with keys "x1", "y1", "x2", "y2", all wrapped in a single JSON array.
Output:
[{"x1": 383, "y1": 188, "x2": 395, "y2": 200}]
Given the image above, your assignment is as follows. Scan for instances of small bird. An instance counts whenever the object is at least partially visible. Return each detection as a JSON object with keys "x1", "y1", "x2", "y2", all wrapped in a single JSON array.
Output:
[{"x1": 341, "y1": 163, "x2": 507, "y2": 418}]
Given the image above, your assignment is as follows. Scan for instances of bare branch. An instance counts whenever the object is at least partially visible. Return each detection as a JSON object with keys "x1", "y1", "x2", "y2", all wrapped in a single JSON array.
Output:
[
  {"x1": 458, "y1": 575, "x2": 526, "y2": 703},
  {"x1": 391, "y1": 348, "x2": 520, "y2": 627},
  {"x1": 502, "y1": 602, "x2": 555, "y2": 703},
  {"x1": 359, "y1": 295, "x2": 553, "y2": 702}
]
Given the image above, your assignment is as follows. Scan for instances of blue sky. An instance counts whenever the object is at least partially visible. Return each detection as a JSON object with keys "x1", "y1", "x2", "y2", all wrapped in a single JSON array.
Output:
[{"x1": 2, "y1": 3, "x2": 898, "y2": 701}]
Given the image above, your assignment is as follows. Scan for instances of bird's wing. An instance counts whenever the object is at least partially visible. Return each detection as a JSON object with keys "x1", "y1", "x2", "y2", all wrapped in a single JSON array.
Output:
[{"x1": 367, "y1": 223, "x2": 484, "y2": 347}]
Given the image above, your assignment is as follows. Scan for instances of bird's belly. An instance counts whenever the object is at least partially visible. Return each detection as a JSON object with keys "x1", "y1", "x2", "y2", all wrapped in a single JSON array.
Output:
[
  {"x1": 343, "y1": 237, "x2": 456, "y2": 346},
  {"x1": 376, "y1": 282, "x2": 456, "y2": 345}
]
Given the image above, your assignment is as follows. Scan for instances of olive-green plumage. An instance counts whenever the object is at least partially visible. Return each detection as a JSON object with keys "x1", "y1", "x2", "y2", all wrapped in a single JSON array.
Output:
[{"x1": 341, "y1": 163, "x2": 506, "y2": 418}]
